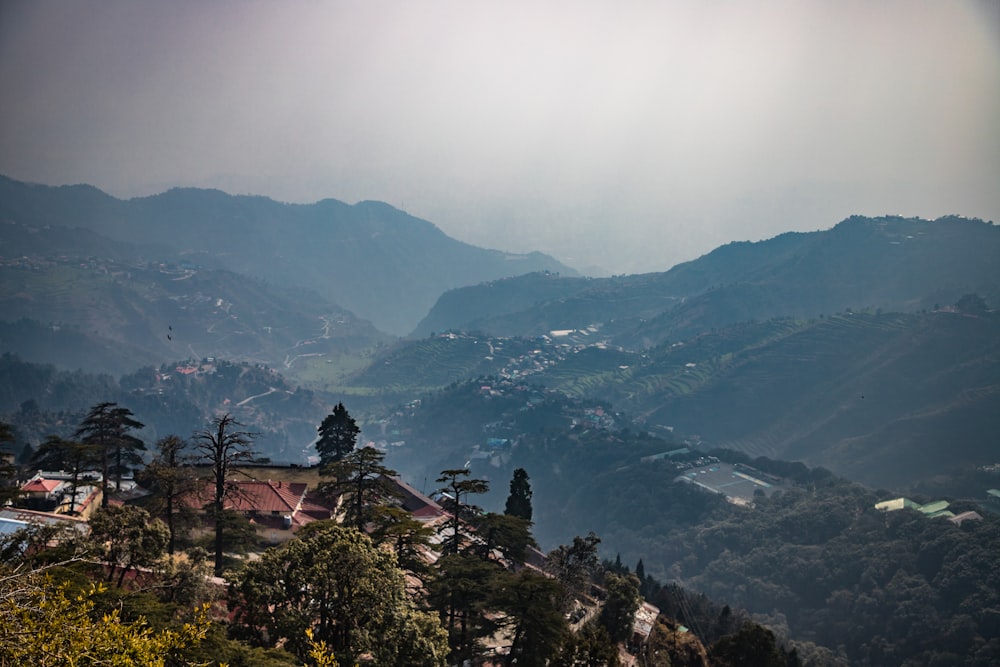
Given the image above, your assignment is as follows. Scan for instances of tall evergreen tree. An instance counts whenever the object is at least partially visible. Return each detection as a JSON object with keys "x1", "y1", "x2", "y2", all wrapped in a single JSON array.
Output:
[
  {"x1": 29, "y1": 435, "x2": 100, "y2": 514},
  {"x1": 504, "y1": 467, "x2": 533, "y2": 522},
  {"x1": 495, "y1": 569, "x2": 568, "y2": 666},
  {"x1": 436, "y1": 468, "x2": 489, "y2": 555},
  {"x1": 371, "y1": 505, "x2": 437, "y2": 582},
  {"x1": 192, "y1": 413, "x2": 262, "y2": 576},
  {"x1": 546, "y1": 532, "x2": 602, "y2": 612},
  {"x1": 428, "y1": 553, "x2": 502, "y2": 663},
  {"x1": 471, "y1": 512, "x2": 536, "y2": 564},
  {"x1": 74, "y1": 402, "x2": 145, "y2": 507},
  {"x1": 320, "y1": 445, "x2": 398, "y2": 531},
  {"x1": 599, "y1": 572, "x2": 642, "y2": 643},
  {"x1": 315, "y1": 402, "x2": 360, "y2": 466}
]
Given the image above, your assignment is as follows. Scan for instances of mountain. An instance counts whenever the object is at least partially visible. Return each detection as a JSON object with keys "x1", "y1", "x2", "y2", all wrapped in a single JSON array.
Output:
[
  {"x1": 358, "y1": 306, "x2": 1000, "y2": 491},
  {"x1": 0, "y1": 353, "x2": 328, "y2": 462},
  {"x1": 0, "y1": 227, "x2": 389, "y2": 376},
  {"x1": 0, "y1": 176, "x2": 577, "y2": 334},
  {"x1": 546, "y1": 310, "x2": 1000, "y2": 489},
  {"x1": 414, "y1": 215, "x2": 1000, "y2": 342}
]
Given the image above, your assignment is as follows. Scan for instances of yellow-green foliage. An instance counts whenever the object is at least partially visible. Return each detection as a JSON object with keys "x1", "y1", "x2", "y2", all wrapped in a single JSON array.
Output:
[{"x1": 0, "y1": 575, "x2": 210, "y2": 667}]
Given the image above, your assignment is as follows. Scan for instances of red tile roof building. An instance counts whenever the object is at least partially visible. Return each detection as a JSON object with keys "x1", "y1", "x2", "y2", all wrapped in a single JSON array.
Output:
[{"x1": 183, "y1": 480, "x2": 333, "y2": 541}]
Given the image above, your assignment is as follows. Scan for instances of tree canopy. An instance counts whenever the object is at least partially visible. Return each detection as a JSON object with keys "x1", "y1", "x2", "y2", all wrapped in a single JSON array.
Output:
[
  {"x1": 74, "y1": 401, "x2": 145, "y2": 506},
  {"x1": 316, "y1": 402, "x2": 360, "y2": 466},
  {"x1": 504, "y1": 467, "x2": 533, "y2": 523},
  {"x1": 320, "y1": 445, "x2": 397, "y2": 532},
  {"x1": 228, "y1": 521, "x2": 448, "y2": 665}
]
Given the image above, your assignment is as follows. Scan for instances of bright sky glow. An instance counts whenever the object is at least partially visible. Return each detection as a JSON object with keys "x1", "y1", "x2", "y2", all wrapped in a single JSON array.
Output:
[{"x1": 1, "y1": 0, "x2": 997, "y2": 275}]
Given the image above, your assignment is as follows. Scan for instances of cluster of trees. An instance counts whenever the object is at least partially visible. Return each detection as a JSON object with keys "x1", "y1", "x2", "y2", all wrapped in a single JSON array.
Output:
[
  {"x1": 572, "y1": 446, "x2": 1000, "y2": 666},
  {"x1": 2, "y1": 399, "x2": 885, "y2": 666},
  {"x1": 3, "y1": 403, "x2": 267, "y2": 579},
  {"x1": 0, "y1": 402, "x2": 650, "y2": 665},
  {"x1": 307, "y1": 404, "x2": 640, "y2": 664}
]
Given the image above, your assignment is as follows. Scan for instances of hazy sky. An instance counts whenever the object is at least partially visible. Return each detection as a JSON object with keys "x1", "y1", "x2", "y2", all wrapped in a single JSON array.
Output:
[{"x1": 1, "y1": 1, "x2": 998, "y2": 275}]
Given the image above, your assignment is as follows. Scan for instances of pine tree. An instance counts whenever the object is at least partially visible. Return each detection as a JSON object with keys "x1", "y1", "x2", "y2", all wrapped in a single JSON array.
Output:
[
  {"x1": 139, "y1": 435, "x2": 198, "y2": 554},
  {"x1": 316, "y1": 402, "x2": 360, "y2": 466},
  {"x1": 436, "y1": 468, "x2": 489, "y2": 555},
  {"x1": 74, "y1": 402, "x2": 145, "y2": 507},
  {"x1": 504, "y1": 467, "x2": 533, "y2": 523},
  {"x1": 320, "y1": 445, "x2": 397, "y2": 531}
]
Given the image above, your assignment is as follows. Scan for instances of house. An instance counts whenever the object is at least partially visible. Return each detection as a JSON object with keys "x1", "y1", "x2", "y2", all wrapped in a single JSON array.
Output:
[
  {"x1": 874, "y1": 497, "x2": 954, "y2": 519},
  {"x1": 183, "y1": 479, "x2": 333, "y2": 543},
  {"x1": 19, "y1": 471, "x2": 103, "y2": 519},
  {"x1": 383, "y1": 476, "x2": 448, "y2": 523},
  {"x1": 21, "y1": 476, "x2": 62, "y2": 503},
  {"x1": 0, "y1": 506, "x2": 88, "y2": 541}
]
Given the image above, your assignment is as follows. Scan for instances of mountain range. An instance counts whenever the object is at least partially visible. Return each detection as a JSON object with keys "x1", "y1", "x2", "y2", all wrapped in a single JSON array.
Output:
[
  {"x1": 0, "y1": 175, "x2": 575, "y2": 335},
  {"x1": 2, "y1": 175, "x2": 998, "y2": 491},
  {"x1": 415, "y1": 215, "x2": 1000, "y2": 345}
]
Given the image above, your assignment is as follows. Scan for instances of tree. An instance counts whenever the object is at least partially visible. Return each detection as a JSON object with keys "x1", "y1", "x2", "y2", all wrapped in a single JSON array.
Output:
[
  {"x1": 471, "y1": 512, "x2": 536, "y2": 564},
  {"x1": 708, "y1": 622, "x2": 788, "y2": 667},
  {"x1": 599, "y1": 572, "x2": 641, "y2": 644},
  {"x1": 547, "y1": 532, "x2": 602, "y2": 612},
  {"x1": 495, "y1": 569, "x2": 568, "y2": 666},
  {"x1": 553, "y1": 621, "x2": 620, "y2": 667},
  {"x1": 371, "y1": 504, "x2": 437, "y2": 581},
  {"x1": 74, "y1": 401, "x2": 145, "y2": 507},
  {"x1": 955, "y1": 292, "x2": 989, "y2": 316},
  {"x1": 320, "y1": 445, "x2": 397, "y2": 531},
  {"x1": 315, "y1": 402, "x2": 360, "y2": 466},
  {"x1": 0, "y1": 570, "x2": 210, "y2": 666},
  {"x1": 640, "y1": 616, "x2": 711, "y2": 667},
  {"x1": 228, "y1": 521, "x2": 448, "y2": 665},
  {"x1": 139, "y1": 434, "x2": 198, "y2": 554},
  {"x1": 427, "y1": 552, "x2": 502, "y2": 663},
  {"x1": 30, "y1": 435, "x2": 99, "y2": 514},
  {"x1": 436, "y1": 467, "x2": 489, "y2": 555},
  {"x1": 88, "y1": 505, "x2": 169, "y2": 587},
  {"x1": 0, "y1": 422, "x2": 22, "y2": 506},
  {"x1": 192, "y1": 413, "x2": 262, "y2": 576},
  {"x1": 504, "y1": 467, "x2": 533, "y2": 522}
]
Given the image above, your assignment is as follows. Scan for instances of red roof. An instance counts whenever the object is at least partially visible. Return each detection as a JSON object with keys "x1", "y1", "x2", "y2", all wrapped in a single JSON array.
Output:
[
  {"x1": 182, "y1": 480, "x2": 332, "y2": 529},
  {"x1": 22, "y1": 478, "x2": 62, "y2": 493},
  {"x1": 385, "y1": 476, "x2": 448, "y2": 521},
  {"x1": 234, "y1": 480, "x2": 307, "y2": 513}
]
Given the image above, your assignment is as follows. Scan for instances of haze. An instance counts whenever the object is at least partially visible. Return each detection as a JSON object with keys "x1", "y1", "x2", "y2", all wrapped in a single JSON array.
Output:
[{"x1": 1, "y1": 0, "x2": 998, "y2": 275}]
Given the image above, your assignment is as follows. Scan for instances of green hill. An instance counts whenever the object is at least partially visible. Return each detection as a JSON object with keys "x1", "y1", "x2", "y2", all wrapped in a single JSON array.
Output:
[
  {"x1": 368, "y1": 307, "x2": 1000, "y2": 491},
  {"x1": 0, "y1": 176, "x2": 576, "y2": 334},
  {"x1": 0, "y1": 353, "x2": 328, "y2": 462},
  {"x1": 0, "y1": 253, "x2": 388, "y2": 379},
  {"x1": 416, "y1": 216, "x2": 1000, "y2": 343}
]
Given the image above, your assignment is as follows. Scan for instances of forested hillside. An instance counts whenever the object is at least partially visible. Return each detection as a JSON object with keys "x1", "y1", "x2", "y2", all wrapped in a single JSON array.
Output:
[
  {"x1": 0, "y1": 353, "x2": 326, "y2": 461},
  {"x1": 0, "y1": 222, "x2": 390, "y2": 377},
  {"x1": 0, "y1": 176, "x2": 574, "y2": 334},
  {"x1": 417, "y1": 215, "x2": 1000, "y2": 343},
  {"x1": 356, "y1": 306, "x2": 1000, "y2": 489},
  {"x1": 378, "y1": 384, "x2": 1000, "y2": 665}
]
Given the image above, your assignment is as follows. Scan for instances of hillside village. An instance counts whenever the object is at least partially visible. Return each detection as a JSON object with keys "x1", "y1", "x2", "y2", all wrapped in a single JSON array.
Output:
[{"x1": 3, "y1": 403, "x2": 754, "y2": 667}]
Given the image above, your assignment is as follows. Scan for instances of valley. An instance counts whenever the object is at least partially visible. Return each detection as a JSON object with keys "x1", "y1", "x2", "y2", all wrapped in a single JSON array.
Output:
[{"x1": 1, "y1": 176, "x2": 999, "y2": 665}]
